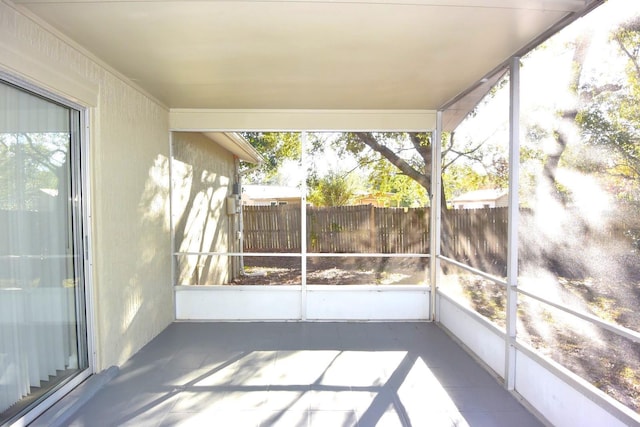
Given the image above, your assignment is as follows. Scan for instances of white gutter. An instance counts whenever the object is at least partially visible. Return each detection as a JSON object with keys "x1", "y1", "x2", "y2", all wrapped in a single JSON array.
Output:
[{"x1": 202, "y1": 131, "x2": 263, "y2": 164}]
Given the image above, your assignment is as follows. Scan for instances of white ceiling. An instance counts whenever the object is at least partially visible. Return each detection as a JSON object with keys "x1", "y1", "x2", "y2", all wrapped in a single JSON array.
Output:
[{"x1": 14, "y1": 0, "x2": 594, "y2": 112}]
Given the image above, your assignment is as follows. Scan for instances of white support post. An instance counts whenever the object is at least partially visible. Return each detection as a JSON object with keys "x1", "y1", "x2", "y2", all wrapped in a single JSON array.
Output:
[
  {"x1": 300, "y1": 131, "x2": 308, "y2": 320},
  {"x1": 506, "y1": 57, "x2": 520, "y2": 390},
  {"x1": 429, "y1": 111, "x2": 443, "y2": 321},
  {"x1": 169, "y1": 131, "x2": 176, "y2": 302}
]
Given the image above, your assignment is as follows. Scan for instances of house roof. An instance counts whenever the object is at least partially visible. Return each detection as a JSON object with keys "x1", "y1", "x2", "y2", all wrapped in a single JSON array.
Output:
[
  {"x1": 202, "y1": 132, "x2": 263, "y2": 164},
  {"x1": 13, "y1": 0, "x2": 600, "y2": 128},
  {"x1": 451, "y1": 189, "x2": 508, "y2": 203}
]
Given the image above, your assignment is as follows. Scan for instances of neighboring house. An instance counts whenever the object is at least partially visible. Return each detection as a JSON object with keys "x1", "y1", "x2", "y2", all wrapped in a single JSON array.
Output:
[
  {"x1": 172, "y1": 132, "x2": 262, "y2": 286},
  {"x1": 353, "y1": 192, "x2": 400, "y2": 208},
  {"x1": 451, "y1": 189, "x2": 509, "y2": 209},
  {"x1": 242, "y1": 184, "x2": 303, "y2": 206}
]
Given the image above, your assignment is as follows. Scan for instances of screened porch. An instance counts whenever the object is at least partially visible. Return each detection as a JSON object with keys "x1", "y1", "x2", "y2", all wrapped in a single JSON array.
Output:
[{"x1": 2, "y1": 0, "x2": 639, "y2": 426}]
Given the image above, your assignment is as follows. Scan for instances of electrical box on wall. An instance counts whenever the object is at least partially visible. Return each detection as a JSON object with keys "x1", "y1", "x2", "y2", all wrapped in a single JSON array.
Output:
[{"x1": 226, "y1": 196, "x2": 240, "y2": 215}]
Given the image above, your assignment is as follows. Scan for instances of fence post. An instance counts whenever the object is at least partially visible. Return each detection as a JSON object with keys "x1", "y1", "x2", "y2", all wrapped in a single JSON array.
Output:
[{"x1": 369, "y1": 205, "x2": 376, "y2": 253}]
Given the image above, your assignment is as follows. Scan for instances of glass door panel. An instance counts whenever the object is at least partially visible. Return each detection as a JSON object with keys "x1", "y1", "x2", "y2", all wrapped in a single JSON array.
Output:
[{"x1": 0, "y1": 80, "x2": 88, "y2": 424}]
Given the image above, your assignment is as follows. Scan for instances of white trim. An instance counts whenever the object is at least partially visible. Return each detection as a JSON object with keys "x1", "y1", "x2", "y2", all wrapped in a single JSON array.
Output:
[
  {"x1": 429, "y1": 112, "x2": 442, "y2": 321},
  {"x1": 11, "y1": 0, "x2": 588, "y2": 11},
  {"x1": 169, "y1": 109, "x2": 436, "y2": 132},
  {"x1": 515, "y1": 342, "x2": 640, "y2": 427},
  {"x1": 169, "y1": 131, "x2": 177, "y2": 321},
  {"x1": 437, "y1": 254, "x2": 640, "y2": 345},
  {"x1": 0, "y1": 13, "x2": 97, "y2": 107},
  {"x1": 437, "y1": 292, "x2": 506, "y2": 377},
  {"x1": 518, "y1": 287, "x2": 640, "y2": 343},
  {"x1": 0, "y1": 74, "x2": 95, "y2": 426},
  {"x1": 201, "y1": 132, "x2": 263, "y2": 164},
  {"x1": 175, "y1": 285, "x2": 430, "y2": 321},
  {"x1": 505, "y1": 56, "x2": 520, "y2": 390},
  {"x1": 306, "y1": 287, "x2": 429, "y2": 320},
  {"x1": 307, "y1": 284, "x2": 429, "y2": 292},
  {"x1": 438, "y1": 255, "x2": 506, "y2": 286},
  {"x1": 5, "y1": 0, "x2": 166, "y2": 110},
  {"x1": 437, "y1": 290, "x2": 505, "y2": 339},
  {"x1": 300, "y1": 132, "x2": 308, "y2": 320},
  {"x1": 16, "y1": 370, "x2": 92, "y2": 426},
  {"x1": 175, "y1": 251, "x2": 429, "y2": 258},
  {"x1": 79, "y1": 105, "x2": 97, "y2": 376},
  {"x1": 437, "y1": 289, "x2": 640, "y2": 427}
]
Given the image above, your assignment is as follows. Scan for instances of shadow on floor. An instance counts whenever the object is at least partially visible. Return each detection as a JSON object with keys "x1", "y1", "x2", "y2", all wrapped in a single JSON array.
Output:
[{"x1": 64, "y1": 322, "x2": 543, "y2": 427}]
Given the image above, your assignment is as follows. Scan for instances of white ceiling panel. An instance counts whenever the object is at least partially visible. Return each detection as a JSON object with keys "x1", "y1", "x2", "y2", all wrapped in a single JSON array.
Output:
[{"x1": 14, "y1": 0, "x2": 595, "y2": 111}]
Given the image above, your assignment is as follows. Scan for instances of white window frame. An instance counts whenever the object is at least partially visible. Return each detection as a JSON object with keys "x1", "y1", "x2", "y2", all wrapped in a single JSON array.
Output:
[{"x1": 0, "y1": 71, "x2": 96, "y2": 426}]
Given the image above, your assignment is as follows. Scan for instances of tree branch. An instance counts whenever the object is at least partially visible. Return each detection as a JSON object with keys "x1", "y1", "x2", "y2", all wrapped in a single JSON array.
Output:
[
  {"x1": 408, "y1": 132, "x2": 431, "y2": 168},
  {"x1": 614, "y1": 33, "x2": 640, "y2": 79},
  {"x1": 353, "y1": 132, "x2": 431, "y2": 191}
]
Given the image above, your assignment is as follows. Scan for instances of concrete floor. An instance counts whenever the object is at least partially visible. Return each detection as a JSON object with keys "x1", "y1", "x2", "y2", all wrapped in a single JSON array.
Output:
[{"x1": 62, "y1": 322, "x2": 543, "y2": 427}]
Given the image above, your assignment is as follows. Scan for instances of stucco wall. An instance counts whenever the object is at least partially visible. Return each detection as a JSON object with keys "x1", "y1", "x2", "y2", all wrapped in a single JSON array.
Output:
[
  {"x1": 172, "y1": 132, "x2": 238, "y2": 285},
  {"x1": 0, "y1": 3, "x2": 173, "y2": 370}
]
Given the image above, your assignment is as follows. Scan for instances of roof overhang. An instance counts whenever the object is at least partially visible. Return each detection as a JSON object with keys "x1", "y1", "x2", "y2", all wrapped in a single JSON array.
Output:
[
  {"x1": 202, "y1": 132, "x2": 263, "y2": 164},
  {"x1": 11, "y1": 0, "x2": 602, "y2": 130}
]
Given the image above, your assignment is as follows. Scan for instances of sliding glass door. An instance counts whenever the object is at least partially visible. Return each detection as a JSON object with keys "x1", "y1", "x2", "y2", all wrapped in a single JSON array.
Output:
[{"x1": 0, "y1": 79, "x2": 89, "y2": 424}]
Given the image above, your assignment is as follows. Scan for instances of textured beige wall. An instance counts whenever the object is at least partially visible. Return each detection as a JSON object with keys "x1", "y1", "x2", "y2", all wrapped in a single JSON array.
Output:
[
  {"x1": 0, "y1": 3, "x2": 173, "y2": 370},
  {"x1": 172, "y1": 132, "x2": 238, "y2": 285}
]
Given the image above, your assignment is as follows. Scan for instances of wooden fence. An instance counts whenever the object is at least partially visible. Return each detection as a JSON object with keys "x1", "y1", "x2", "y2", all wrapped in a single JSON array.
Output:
[
  {"x1": 243, "y1": 205, "x2": 430, "y2": 253},
  {"x1": 441, "y1": 207, "x2": 509, "y2": 275},
  {"x1": 307, "y1": 205, "x2": 430, "y2": 253},
  {"x1": 241, "y1": 205, "x2": 638, "y2": 276},
  {"x1": 242, "y1": 205, "x2": 508, "y2": 252},
  {"x1": 242, "y1": 205, "x2": 302, "y2": 252}
]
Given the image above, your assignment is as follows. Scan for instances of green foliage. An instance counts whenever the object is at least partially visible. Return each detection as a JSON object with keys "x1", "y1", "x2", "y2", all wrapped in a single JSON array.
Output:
[
  {"x1": 239, "y1": 132, "x2": 301, "y2": 183},
  {"x1": 0, "y1": 133, "x2": 65, "y2": 210},
  {"x1": 572, "y1": 16, "x2": 640, "y2": 208},
  {"x1": 443, "y1": 164, "x2": 487, "y2": 201},
  {"x1": 333, "y1": 132, "x2": 436, "y2": 203},
  {"x1": 368, "y1": 160, "x2": 429, "y2": 207},
  {"x1": 242, "y1": 129, "x2": 510, "y2": 208},
  {"x1": 307, "y1": 172, "x2": 356, "y2": 207}
]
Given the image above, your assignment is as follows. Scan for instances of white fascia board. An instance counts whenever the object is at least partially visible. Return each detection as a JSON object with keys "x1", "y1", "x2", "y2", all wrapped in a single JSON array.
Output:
[
  {"x1": 169, "y1": 109, "x2": 436, "y2": 132},
  {"x1": 12, "y1": 0, "x2": 587, "y2": 12}
]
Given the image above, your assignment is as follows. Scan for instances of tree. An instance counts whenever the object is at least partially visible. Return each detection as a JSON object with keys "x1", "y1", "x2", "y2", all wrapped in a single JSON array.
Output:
[
  {"x1": 0, "y1": 132, "x2": 67, "y2": 210},
  {"x1": 576, "y1": 16, "x2": 640, "y2": 204},
  {"x1": 334, "y1": 125, "x2": 508, "y2": 210},
  {"x1": 341, "y1": 132, "x2": 433, "y2": 192},
  {"x1": 239, "y1": 132, "x2": 301, "y2": 183},
  {"x1": 525, "y1": 14, "x2": 640, "y2": 210},
  {"x1": 241, "y1": 127, "x2": 506, "y2": 209},
  {"x1": 368, "y1": 159, "x2": 429, "y2": 207},
  {"x1": 307, "y1": 172, "x2": 356, "y2": 207}
]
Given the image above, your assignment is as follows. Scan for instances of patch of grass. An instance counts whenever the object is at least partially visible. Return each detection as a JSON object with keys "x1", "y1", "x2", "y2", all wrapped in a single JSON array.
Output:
[
  {"x1": 461, "y1": 276, "x2": 506, "y2": 326},
  {"x1": 589, "y1": 296, "x2": 627, "y2": 323}
]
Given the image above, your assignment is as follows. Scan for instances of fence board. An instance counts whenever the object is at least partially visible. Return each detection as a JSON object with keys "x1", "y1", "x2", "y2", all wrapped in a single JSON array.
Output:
[
  {"x1": 243, "y1": 205, "x2": 430, "y2": 254},
  {"x1": 243, "y1": 206, "x2": 512, "y2": 263},
  {"x1": 242, "y1": 205, "x2": 637, "y2": 275}
]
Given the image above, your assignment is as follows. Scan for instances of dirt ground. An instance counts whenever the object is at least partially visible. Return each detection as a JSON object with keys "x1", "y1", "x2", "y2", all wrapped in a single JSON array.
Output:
[
  {"x1": 453, "y1": 273, "x2": 640, "y2": 413},
  {"x1": 230, "y1": 255, "x2": 430, "y2": 286}
]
